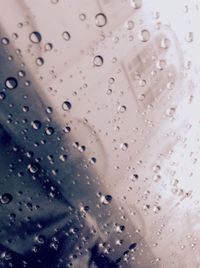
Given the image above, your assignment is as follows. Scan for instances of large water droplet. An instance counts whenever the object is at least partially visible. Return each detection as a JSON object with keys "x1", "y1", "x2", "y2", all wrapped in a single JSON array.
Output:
[
  {"x1": 5, "y1": 77, "x2": 18, "y2": 89},
  {"x1": 95, "y1": 13, "x2": 107, "y2": 27},
  {"x1": 62, "y1": 101, "x2": 72, "y2": 111},
  {"x1": 29, "y1": 31, "x2": 42, "y2": 44},
  {"x1": 93, "y1": 55, "x2": 104, "y2": 67},
  {"x1": 0, "y1": 193, "x2": 13, "y2": 204}
]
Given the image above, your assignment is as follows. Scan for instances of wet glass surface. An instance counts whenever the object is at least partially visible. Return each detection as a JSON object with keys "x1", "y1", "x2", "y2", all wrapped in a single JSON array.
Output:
[{"x1": 0, "y1": 0, "x2": 200, "y2": 267}]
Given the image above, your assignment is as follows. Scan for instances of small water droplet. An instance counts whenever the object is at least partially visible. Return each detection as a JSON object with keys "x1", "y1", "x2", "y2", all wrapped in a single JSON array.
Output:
[
  {"x1": 62, "y1": 101, "x2": 72, "y2": 111},
  {"x1": 79, "y1": 13, "x2": 86, "y2": 21},
  {"x1": 165, "y1": 107, "x2": 176, "y2": 117},
  {"x1": 0, "y1": 92, "x2": 6, "y2": 100},
  {"x1": 93, "y1": 55, "x2": 104, "y2": 67},
  {"x1": 36, "y1": 57, "x2": 44, "y2": 66},
  {"x1": 160, "y1": 37, "x2": 170, "y2": 49},
  {"x1": 45, "y1": 43, "x2": 53, "y2": 51},
  {"x1": 118, "y1": 105, "x2": 127, "y2": 113},
  {"x1": 62, "y1": 31, "x2": 71, "y2": 41},
  {"x1": 185, "y1": 32, "x2": 193, "y2": 43},
  {"x1": 130, "y1": 0, "x2": 142, "y2": 9},
  {"x1": 28, "y1": 163, "x2": 40, "y2": 174},
  {"x1": 139, "y1": 29, "x2": 150, "y2": 42},
  {"x1": 31, "y1": 120, "x2": 41, "y2": 130},
  {"x1": 95, "y1": 13, "x2": 107, "y2": 27},
  {"x1": 120, "y1": 143, "x2": 129, "y2": 151},
  {"x1": 29, "y1": 31, "x2": 42, "y2": 44},
  {"x1": 126, "y1": 20, "x2": 134, "y2": 30},
  {"x1": 45, "y1": 127, "x2": 54, "y2": 136}
]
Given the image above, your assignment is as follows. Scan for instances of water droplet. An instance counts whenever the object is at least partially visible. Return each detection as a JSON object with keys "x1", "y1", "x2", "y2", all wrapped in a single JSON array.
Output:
[
  {"x1": 31, "y1": 120, "x2": 41, "y2": 130},
  {"x1": 79, "y1": 13, "x2": 86, "y2": 21},
  {"x1": 100, "y1": 194, "x2": 112, "y2": 205},
  {"x1": 29, "y1": 31, "x2": 42, "y2": 44},
  {"x1": 18, "y1": 70, "x2": 26, "y2": 78},
  {"x1": 130, "y1": 0, "x2": 142, "y2": 9},
  {"x1": 62, "y1": 101, "x2": 72, "y2": 111},
  {"x1": 1, "y1": 37, "x2": 9, "y2": 45},
  {"x1": 95, "y1": 13, "x2": 107, "y2": 27},
  {"x1": 185, "y1": 32, "x2": 194, "y2": 43},
  {"x1": 45, "y1": 43, "x2": 53, "y2": 51},
  {"x1": 45, "y1": 127, "x2": 54, "y2": 136},
  {"x1": 93, "y1": 55, "x2": 104, "y2": 67},
  {"x1": 28, "y1": 163, "x2": 40, "y2": 174},
  {"x1": 59, "y1": 154, "x2": 68, "y2": 162},
  {"x1": 5, "y1": 77, "x2": 18, "y2": 89},
  {"x1": 126, "y1": 20, "x2": 135, "y2": 30},
  {"x1": 137, "y1": 93, "x2": 145, "y2": 101},
  {"x1": 51, "y1": 0, "x2": 59, "y2": 3},
  {"x1": 0, "y1": 193, "x2": 13, "y2": 204},
  {"x1": 120, "y1": 143, "x2": 129, "y2": 151},
  {"x1": 156, "y1": 59, "x2": 166, "y2": 70},
  {"x1": 165, "y1": 107, "x2": 176, "y2": 117},
  {"x1": 118, "y1": 105, "x2": 127, "y2": 113},
  {"x1": 62, "y1": 31, "x2": 71, "y2": 41},
  {"x1": 0, "y1": 92, "x2": 6, "y2": 100},
  {"x1": 35, "y1": 234, "x2": 46, "y2": 244},
  {"x1": 152, "y1": 164, "x2": 161, "y2": 173},
  {"x1": 160, "y1": 37, "x2": 170, "y2": 49},
  {"x1": 139, "y1": 29, "x2": 150, "y2": 42},
  {"x1": 36, "y1": 57, "x2": 44, "y2": 66},
  {"x1": 153, "y1": 205, "x2": 161, "y2": 213}
]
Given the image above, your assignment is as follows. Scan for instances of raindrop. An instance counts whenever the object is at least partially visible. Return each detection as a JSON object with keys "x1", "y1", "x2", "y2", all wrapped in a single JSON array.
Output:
[
  {"x1": 1, "y1": 37, "x2": 9, "y2": 45},
  {"x1": 5, "y1": 77, "x2": 18, "y2": 89},
  {"x1": 126, "y1": 20, "x2": 134, "y2": 30},
  {"x1": 62, "y1": 101, "x2": 72, "y2": 111},
  {"x1": 0, "y1": 193, "x2": 13, "y2": 204},
  {"x1": 59, "y1": 154, "x2": 68, "y2": 162},
  {"x1": 137, "y1": 93, "x2": 145, "y2": 101},
  {"x1": 45, "y1": 127, "x2": 54, "y2": 136},
  {"x1": 100, "y1": 194, "x2": 112, "y2": 205},
  {"x1": 120, "y1": 143, "x2": 129, "y2": 151},
  {"x1": 51, "y1": 0, "x2": 59, "y2": 3},
  {"x1": 62, "y1": 31, "x2": 71, "y2": 41},
  {"x1": 35, "y1": 234, "x2": 46, "y2": 244},
  {"x1": 93, "y1": 55, "x2": 104, "y2": 67},
  {"x1": 18, "y1": 70, "x2": 26, "y2": 78},
  {"x1": 156, "y1": 59, "x2": 166, "y2": 70},
  {"x1": 139, "y1": 29, "x2": 150, "y2": 42},
  {"x1": 152, "y1": 164, "x2": 161, "y2": 173},
  {"x1": 160, "y1": 37, "x2": 170, "y2": 49},
  {"x1": 165, "y1": 107, "x2": 176, "y2": 117},
  {"x1": 130, "y1": 0, "x2": 142, "y2": 9},
  {"x1": 36, "y1": 57, "x2": 44, "y2": 66},
  {"x1": 0, "y1": 92, "x2": 6, "y2": 100},
  {"x1": 29, "y1": 31, "x2": 42, "y2": 44},
  {"x1": 31, "y1": 120, "x2": 41, "y2": 130},
  {"x1": 118, "y1": 105, "x2": 127, "y2": 113},
  {"x1": 28, "y1": 163, "x2": 40, "y2": 174},
  {"x1": 185, "y1": 32, "x2": 194, "y2": 43},
  {"x1": 79, "y1": 13, "x2": 86, "y2": 21},
  {"x1": 95, "y1": 13, "x2": 107, "y2": 27},
  {"x1": 45, "y1": 43, "x2": 53, "y2": 51}
]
